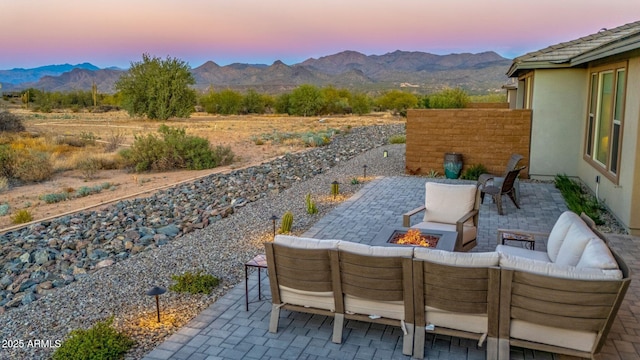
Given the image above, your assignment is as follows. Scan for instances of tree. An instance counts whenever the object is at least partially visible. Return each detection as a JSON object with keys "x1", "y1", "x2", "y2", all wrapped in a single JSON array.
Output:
[
  {"x1": 241, "y1": 89, "x2": 266, "y2": 114},
  {"x1": 321, "y1": 86, "x2": 351, "y2": 114},
  {"x1": 376, "y1": 90, "x2": 418, "y2": 115},
  {"x1": 115, "y1": 54, "x2": 197, "y2": 120},
  {"x1": 289, "y1": 84, "x2": 324, "y2": 116},
  {"x1": 350, "y1": 93, "x2": 372, "y2": 115}
]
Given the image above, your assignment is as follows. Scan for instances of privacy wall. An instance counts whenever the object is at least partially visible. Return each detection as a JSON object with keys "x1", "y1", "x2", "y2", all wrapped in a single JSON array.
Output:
[{"x1": 405, "y1": 109, "x2": 532, "y2": 178}]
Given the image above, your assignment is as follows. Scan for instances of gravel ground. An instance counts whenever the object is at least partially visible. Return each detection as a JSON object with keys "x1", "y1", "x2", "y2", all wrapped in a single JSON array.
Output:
[
  {"x1": 0, "y1": 141, "x2": 408, "y2": 360},
  {"x1": 0, "y1": 136, "x2": 625, "y2": 359}
]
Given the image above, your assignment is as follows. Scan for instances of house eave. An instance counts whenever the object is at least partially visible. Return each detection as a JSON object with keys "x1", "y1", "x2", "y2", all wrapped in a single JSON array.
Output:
[{"x1": 506, "y1": 61, "x2": 572, "y2": 78}]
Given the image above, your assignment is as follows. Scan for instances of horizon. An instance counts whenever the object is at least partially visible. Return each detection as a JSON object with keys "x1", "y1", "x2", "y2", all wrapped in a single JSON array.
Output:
[
  {"x1": 0, "y1": 49, "x2": 509, "y2": 71},
  {"x1": 1, "y1": 1, "x2": 639, "y2": 70}
]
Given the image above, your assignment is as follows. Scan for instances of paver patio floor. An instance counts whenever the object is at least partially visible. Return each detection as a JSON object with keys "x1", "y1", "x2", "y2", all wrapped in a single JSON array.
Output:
[{"x1": 143, "y1": 176, "x2": 640, "y2": 360}]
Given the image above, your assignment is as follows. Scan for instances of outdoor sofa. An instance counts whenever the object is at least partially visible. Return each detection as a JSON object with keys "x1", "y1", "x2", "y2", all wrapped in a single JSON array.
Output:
[{"x1": 264, "y1": 211, "x2": 630, "y2": 359}]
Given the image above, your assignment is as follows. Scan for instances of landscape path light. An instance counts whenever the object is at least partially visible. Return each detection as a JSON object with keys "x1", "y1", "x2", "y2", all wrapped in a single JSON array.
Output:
[
  {"x1": 383, "y1": 150, "x2": 388, "y2": 158},
  {"x1": 146, "y1": 286, "x2": 167, "y2": 323},
  {"x1": 270, "y1": 215, "x2": 279, "y2": 238},
  {"x1": 363, "y1": 164, "x2": 368, "y2": 179},
  {"x1": 331, "y1": 181, "x2": 340, "y2": 199}
]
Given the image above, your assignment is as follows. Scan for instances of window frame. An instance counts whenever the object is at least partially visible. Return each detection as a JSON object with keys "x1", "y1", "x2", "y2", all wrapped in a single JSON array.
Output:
[{"x1": 583, "y1": 61, "x2": 627, "y2": 184}]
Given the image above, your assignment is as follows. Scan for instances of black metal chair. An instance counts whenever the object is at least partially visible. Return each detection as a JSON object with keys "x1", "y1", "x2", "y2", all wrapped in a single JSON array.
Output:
[{"x1": 480, "y1": 166, "x2": 526, "y2": 215}]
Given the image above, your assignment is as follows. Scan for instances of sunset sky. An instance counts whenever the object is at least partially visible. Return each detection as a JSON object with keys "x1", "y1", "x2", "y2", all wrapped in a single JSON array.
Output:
[{"x1": 1, "y1": 0, "x2": 639, "y2": 70}]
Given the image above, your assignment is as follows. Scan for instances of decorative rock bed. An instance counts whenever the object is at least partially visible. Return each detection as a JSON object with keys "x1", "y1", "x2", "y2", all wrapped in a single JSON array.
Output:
[{"x1": 0, "y1": 124, "x2": 403, "y2": 314}]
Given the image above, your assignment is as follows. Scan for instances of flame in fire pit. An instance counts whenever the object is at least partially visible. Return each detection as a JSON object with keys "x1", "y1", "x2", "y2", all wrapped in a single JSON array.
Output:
[{"x1": 393, "y1": 229, "x2": 439, "y2": 247}]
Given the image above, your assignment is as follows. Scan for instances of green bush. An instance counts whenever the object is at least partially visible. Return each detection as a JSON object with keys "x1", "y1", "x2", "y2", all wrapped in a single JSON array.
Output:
[
  {"x1": 388, "y1": 134, "x2": 406, "y2": 144},
  {"x1": 123, "y1": 125, "x2": 233, "y2": 172},
  {"x1": 426, "y1": 88, "x2": 469, "y2": 109},
  {"x1": 41, "y1": 192, "x2": 69, "y2": 204},
  {"x1": 53, "y1": 317, "x2": 134, "y2": 360},
  {"x1": 554, "y1": 174, "x2": 604, "y2": 224},
  {"x1": 11, "y1": 209, "x2": 33, "y2": 224},
  {"x1": 461, "y1": 164, "x2": 488, "y2": 180},
  {"x1": 170, "y1": 270, "x2": 219, "y2": 294},
  {"x1": 0, "y1": 111, "x2": 25, "y2": 132}
]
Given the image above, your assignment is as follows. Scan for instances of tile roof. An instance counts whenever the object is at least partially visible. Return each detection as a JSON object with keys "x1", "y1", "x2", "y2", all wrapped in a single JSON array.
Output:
[{"x1": 508, "y1": 20, "x2": 640, "y2": 76}]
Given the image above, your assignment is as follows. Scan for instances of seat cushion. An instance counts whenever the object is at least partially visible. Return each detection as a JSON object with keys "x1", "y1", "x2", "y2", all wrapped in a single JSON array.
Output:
[
  {"x1": 576, "y1": 238, "x2": 619, "y2": 270},
  {"x1": 546, "y1": 211, "x2": 579, "y2": 262},
  {"x1": 496, "y1": 245, "x2": 551, "y2": 262},
  {"x1": 423, "y1": 183, "x2": 477, "y2": 224},
  {"x1": 338, "y1": 241, "x2": 414, "y2": 257},
  {"x1": 414, "y1": 248, "x2": 499, "y2": 267},
  {"x1": 279, "y1": 285, "x2": 335, "y2": 311},
  {"x1": 425, "y1": 307, "x2": 488, "y2": 334},
  {"x1": 511, "y1": 320, "x2": 597, "y2": 353},
  {"x1": 499, "y1": 253, "x2": 622, "y2": 280},
  {"x1": 413, "y1": 221, "x2": 477, "y2": 246},
  {"x1": 555, "y1": 218, "x2": 597, "y2": 266},
  {"x1": 344, "y1": 295, "x2": 405, "y2": 321},
  {"x1": 274, "y1": 235, "x2": 340, "y2": 249}
]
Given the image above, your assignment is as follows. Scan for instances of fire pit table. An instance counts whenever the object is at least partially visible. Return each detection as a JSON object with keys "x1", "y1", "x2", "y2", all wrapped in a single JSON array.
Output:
[{"x1": 372, "y1": 226, "x2": 458, "y2": 252}]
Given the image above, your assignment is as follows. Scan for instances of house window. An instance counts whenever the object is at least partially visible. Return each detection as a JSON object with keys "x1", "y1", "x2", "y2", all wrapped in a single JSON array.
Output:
[{"x1": 584, "y1": 63, "x2": 626, "y2": 180}]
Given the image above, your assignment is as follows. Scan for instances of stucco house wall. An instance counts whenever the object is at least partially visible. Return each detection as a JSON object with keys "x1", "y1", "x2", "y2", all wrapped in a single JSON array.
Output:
[
  {"x1": 529, "y1": 69, "x2": 588, "y2": 179},
  {"x1": 577, "y1": 55, "x2": 640, "y2": 234}
]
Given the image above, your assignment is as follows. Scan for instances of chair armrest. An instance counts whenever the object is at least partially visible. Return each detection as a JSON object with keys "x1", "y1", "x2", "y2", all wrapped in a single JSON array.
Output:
[
  {"x1": 496, "y1": 229, "x2": 549, "y2": 245},
  {"x1": 457, "y1": 209, "x2": 478, "y2": 225},
  {"x1": 403, "y1": 206, "x2": 425, "y2": 227},
  {"x1": 477, "y1": 173, "x2": 495, "y2": 187}
]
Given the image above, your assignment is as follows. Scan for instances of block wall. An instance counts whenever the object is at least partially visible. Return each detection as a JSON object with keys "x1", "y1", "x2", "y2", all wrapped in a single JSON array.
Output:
[{"x1": 406, "y1": 109, "x2": 532, "y2": 178}]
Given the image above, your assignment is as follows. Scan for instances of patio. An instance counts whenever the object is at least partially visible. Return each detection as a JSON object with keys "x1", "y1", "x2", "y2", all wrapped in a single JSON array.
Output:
[{"x1": 143, "y1": 176, "x2": 639, "y2": 360}]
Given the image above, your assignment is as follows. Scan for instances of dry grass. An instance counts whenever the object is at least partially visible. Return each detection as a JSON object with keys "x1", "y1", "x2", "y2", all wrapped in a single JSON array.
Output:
[{"x1": 15, "y1": 110, "x2": 404, "y2": 167}]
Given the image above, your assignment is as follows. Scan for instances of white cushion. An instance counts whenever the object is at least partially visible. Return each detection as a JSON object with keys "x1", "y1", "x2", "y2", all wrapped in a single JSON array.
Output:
[
  {"x1": 344, "y1": 295, "x2": 405, "y2": 321},
  {"x1": 279, "y1": 285, "x2": 335, "y2": 311},
  {"x1": 425, "y1": 307, "x2": 488, "y2": 334},
  {"x1": 496, "y1": 245, "x2": 551, "y2": 262},
  {"x1": 576, "y1": 238, "x2": 619, "y2": 270},
  {"x1": 274, "y1": 235, "x2": 340, "y2": 249},
  {"x1": 413, "y1": 221, "x2": 477, "y2": 246},
  {"x1": 511, "y1": 320, "x2": 596, "y2": 353},
  {"x1": 499, "y1": 253, "x2": 622, "y2": 280},
  {"x1": 414, "y1": 248, "x2": 499, "y2": 267},
  {"x1": 546, "y1": 211, "x2": 579, "y2": 262},
  {"x1": 338, "y1": 241, "x2": 414, "y2": 257},
  {"x1": 423, "y1": 183, "x2": 477, "y2": 224},
  {"x1": 555, "y1": 219, "x2": 596, "y2": 266}
]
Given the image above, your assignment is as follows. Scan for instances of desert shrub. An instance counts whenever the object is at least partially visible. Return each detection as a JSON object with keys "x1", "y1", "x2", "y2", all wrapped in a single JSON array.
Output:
[
  {"x1": 0, "y1": 145, "x2": 17, "y2": 178},
  {"x1": 79, "y1": 132, "x2": 96, "y2": 145},
  {"x1": 169, "y1": 270, "x2": 219, "y2": 294},
  {"x1": 213, "y1": 146, "x2": 235, "y2": 166},
  {"x1": 55, "y1": 135, "x2": 86, "y2": 148},
  {"x1": 0, "y1": 176, "x2": 8, "y2": 192},
  {"x1": 53, "y1": 317, "x2": 134, "y2": 360},
  {"x1": 104, "y1": 130, "x2": 126, "y2": 152},
  {"x1": 41, "y1": 192, "x2": 69, "y2": 204},
  {"x1": 388, "y1": 134, "x2": 406, "y2": 144},
  {"x1": 77, "y1": 157, "x2": 101, "y2": 180},
  {"x1": 12, "y1": 150, "x2": 53, "y2": 182},
  {"x1": 123, "y1": 125, "x2": 228, "y2": 172},
  {"x1": 11, "y1": 209, "x2": 33, "y2": 224},
  {"x1": 0, "y1": 203, "x2": 9, "y2": 216},
  {"x1": 461, "y1": 164, "x2": 488, "y2": 180},
  {"x1": 0, "y1": 111, "x2": 25, "y2": 133},
  {"x1": 554, "y1": 174, "x2": 604, "y2": 224}
]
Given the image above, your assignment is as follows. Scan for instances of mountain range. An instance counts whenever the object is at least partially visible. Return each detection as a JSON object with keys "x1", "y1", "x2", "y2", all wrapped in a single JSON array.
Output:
[{"x1": 0, "y1": 50, "x2": 512, "y2": 94}]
